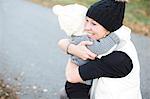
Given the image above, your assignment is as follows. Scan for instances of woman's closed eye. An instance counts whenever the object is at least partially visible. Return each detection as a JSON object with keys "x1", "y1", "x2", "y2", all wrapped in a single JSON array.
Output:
[
  {"x1": 92, "y1": 22, "x2": 97, "y2": 26},
  {"x1": 91, "y1": 22, "x2": 97, "y2": 26}
]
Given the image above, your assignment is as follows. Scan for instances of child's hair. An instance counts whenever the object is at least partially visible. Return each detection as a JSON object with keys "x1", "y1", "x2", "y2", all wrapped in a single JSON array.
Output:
[{"x1": 52, "y1": 4, "x2": 88, "y2": 36}]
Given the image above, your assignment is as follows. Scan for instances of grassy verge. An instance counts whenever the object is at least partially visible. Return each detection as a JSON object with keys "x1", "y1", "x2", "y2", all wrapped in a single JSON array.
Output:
[
  {"x1": 30, "y1": 0, "x2": 150, "y2": 37},
  {"x1": 30, "y1": 0, "x2": 96, "y2": 7},
  {"x1": 124, "y1": 0, "x2": 150, "y2": 36}
]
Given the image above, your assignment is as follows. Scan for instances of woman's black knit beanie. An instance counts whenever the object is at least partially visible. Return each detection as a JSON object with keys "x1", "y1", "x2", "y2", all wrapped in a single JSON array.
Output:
[{"x1": 86, "y1": 0, "x2": 127, "y2": 32}]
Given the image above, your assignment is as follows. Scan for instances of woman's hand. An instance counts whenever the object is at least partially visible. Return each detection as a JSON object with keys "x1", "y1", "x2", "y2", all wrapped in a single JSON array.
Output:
[
  {"x1": 68, "y1": 41, "x2": 97, "y2": 60},
  {"x1": 58, "y1": 39, "x2": 97, "y2": 60}
]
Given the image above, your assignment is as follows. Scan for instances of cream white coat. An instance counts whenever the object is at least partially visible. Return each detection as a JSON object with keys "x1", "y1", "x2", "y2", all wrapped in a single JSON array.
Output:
[{"x1": 91, "y1": 26, "x2": 142, "y2": 99}]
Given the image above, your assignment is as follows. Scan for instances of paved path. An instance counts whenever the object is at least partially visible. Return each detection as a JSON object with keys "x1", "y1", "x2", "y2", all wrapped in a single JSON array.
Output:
[{"x1": 0, "y1": 0, "x2": 149, "y2": 99}]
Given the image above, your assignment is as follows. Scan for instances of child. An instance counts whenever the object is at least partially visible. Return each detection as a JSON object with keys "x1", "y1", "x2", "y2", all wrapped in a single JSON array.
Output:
[{"x1": 53, "y1": 4, "x2": 120, "y2": 99}]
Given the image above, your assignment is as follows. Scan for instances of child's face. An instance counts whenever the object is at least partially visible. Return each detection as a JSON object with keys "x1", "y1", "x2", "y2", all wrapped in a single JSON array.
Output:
[{"x1": 84, "y1": 17, "x2": 109, "y2": 40}]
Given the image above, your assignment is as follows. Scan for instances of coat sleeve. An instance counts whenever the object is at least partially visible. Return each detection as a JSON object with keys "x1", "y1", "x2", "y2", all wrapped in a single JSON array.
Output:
[{"x1": 79, "y1": 51, "x2": 133, "y2": 81}]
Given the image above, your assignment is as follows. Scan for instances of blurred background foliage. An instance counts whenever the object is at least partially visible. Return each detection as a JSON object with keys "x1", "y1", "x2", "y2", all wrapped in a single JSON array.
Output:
[{"x1": 30, "y1": 0, "x2": 150, "y2": 37}]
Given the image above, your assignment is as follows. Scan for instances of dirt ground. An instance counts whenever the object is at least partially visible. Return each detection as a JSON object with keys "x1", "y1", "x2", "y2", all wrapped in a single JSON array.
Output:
[
  {"x1": 0, "y1": 79, "x2": 19, "y2": 99},
  {"x1": 124, "y1": 21, "x2": 150, "y2": 38}
]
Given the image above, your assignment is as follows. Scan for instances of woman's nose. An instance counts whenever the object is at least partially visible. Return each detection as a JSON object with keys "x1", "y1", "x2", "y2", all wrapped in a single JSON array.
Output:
[{"x1": 84, "y1": 23, "x2": 91, "y2": 31}]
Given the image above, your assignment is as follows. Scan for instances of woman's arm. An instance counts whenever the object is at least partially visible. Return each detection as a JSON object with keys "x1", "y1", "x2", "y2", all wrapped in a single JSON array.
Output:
[
  {"x1": 58, "y1": 39, "x2": 97, "y2": 60},
  {"x1": 66, "y1": 51, "x2": 133, "y2": 83}
]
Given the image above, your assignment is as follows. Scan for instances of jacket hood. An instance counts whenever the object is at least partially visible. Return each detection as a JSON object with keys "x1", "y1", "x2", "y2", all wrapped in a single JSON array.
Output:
[
  {"x1": 113, "y1": 25, "x2": 131, "y2": 50},
  {"x1": 113, "y1": 25, "x2": 131, "y2": 41}
]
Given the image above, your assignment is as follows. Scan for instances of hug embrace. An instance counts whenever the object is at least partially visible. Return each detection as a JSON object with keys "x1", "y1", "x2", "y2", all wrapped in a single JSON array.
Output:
[{"x1": 53, "y1": 0, "x2": 142, "y2": 99}]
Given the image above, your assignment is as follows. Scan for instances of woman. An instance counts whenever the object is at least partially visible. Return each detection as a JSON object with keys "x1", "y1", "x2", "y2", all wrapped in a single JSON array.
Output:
[
  {"x1": 58, "y1": 0, "x2": 142, "y2": 99},
  {"x1": 53, "y1": 3, "x2": 121, "y2": 99}
]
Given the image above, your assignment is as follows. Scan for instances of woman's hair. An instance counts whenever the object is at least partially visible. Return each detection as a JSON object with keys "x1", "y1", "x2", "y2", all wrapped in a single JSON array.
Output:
[{"x1": 86, "y1": 0, "x2": 128, "y2": 32}]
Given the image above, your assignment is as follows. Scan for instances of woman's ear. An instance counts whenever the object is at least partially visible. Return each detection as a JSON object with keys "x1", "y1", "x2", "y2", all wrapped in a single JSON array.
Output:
[
  {"x1": 104, "y1": 31, "x2": 110, "y2": 37},
  {"x1": 107, "y1": 31, "x2": 110, "y2": 35}
]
